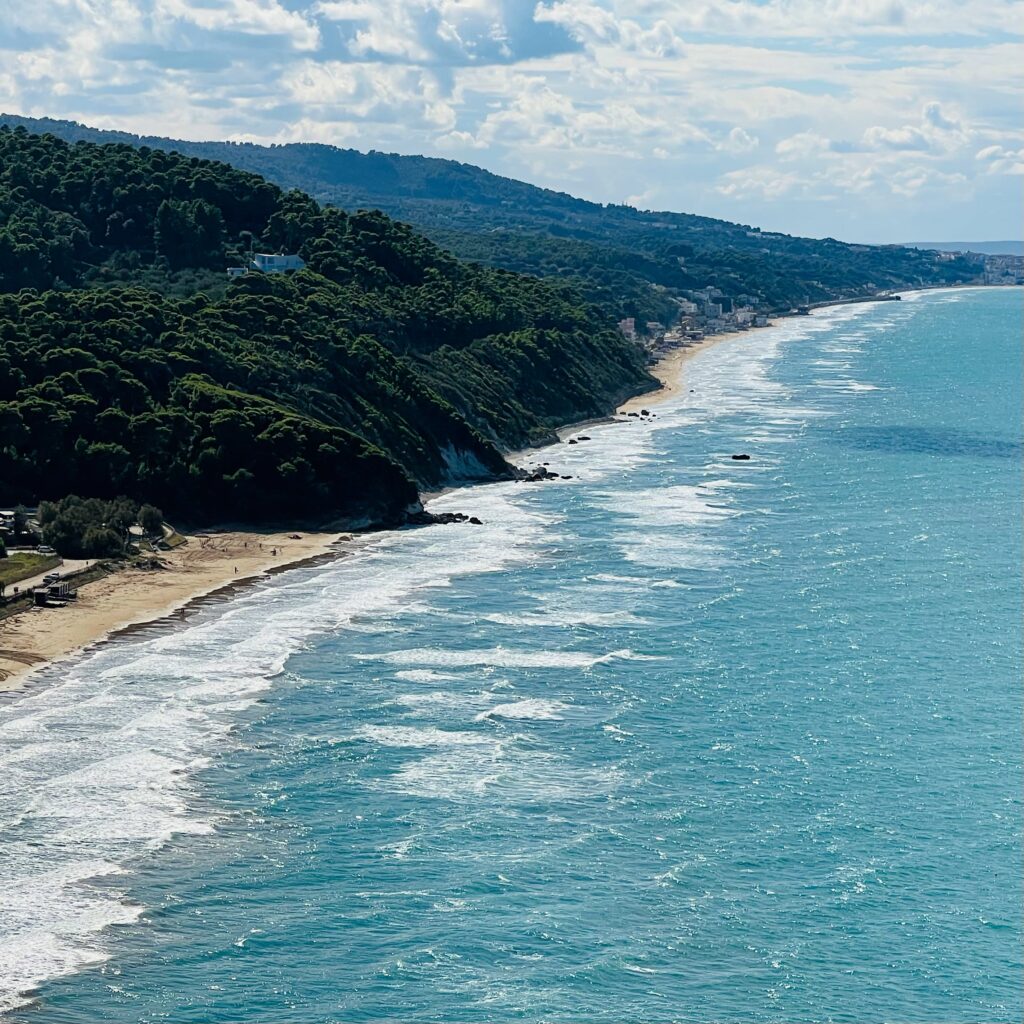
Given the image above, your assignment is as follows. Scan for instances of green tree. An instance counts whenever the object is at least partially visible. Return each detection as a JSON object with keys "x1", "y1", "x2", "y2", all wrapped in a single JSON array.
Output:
[
  {"x1": 154, "y1": 198, "x2": 225, "y2": 270},
  {"x1": 138, "y1": 503, "x2": 163, "y2": 535}
]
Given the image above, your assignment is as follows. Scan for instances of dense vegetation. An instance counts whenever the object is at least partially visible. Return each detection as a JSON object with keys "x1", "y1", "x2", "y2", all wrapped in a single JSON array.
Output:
[
  {"x1": 0, "y1": 127, "x2": 652, "y2": 527},
  {"x1": 0, "y1": 115, "x2": 981, "y2": 320},
  {"x1": 37, "y1": 496, "x2": 162, "y2": 558}
]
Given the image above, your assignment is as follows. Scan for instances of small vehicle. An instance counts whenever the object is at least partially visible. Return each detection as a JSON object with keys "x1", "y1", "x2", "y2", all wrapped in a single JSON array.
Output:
[
  {"x1": 36, "y1": 546, "x2": 56, "y2": 555},
  {"x1": 42, "y1": 572, "x2": 61, "y2": 585}
]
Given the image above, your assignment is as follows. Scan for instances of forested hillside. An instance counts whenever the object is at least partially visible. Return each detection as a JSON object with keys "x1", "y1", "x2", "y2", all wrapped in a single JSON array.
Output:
[
  {"x1": 0, "y1": 115, "x2": 981, "y2": 322},
  {"x1": 0, "y1": 128, "x2": 652, "y2": 528}
]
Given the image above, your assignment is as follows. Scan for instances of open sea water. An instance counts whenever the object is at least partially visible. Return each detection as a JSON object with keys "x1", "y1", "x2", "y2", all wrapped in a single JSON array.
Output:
[{"x1": 1, "y1": 287, "x2": 1020, "y2": 1023}]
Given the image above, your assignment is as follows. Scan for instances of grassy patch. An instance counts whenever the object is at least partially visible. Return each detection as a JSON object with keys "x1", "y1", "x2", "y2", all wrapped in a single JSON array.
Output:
[{"x1": 0, "y1": 553, "x2": 61, "y2": 588}]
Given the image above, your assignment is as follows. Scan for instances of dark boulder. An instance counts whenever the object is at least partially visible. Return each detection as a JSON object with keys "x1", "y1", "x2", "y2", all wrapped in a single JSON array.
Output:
[
  {"x1": 731, "y1": 454, "x2": 751, "y2": 461},
  {"x1": 520, "y1": 465, "x2": 560, "y2": 482},
  {"x1": 407, "y1": 510, "x2": 471, "y2": 526},
  {"x1": 469, "y1": 516, "x2": 483, "y2": 525}
]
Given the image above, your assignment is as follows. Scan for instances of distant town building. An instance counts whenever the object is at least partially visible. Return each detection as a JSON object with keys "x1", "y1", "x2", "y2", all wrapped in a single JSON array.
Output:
[
  {"x1": 983, "y1": 254, "x2": 1024, "y2": 285},
  {"x1": 618, "y1": 317, "x2": 637, "y2": 340}
]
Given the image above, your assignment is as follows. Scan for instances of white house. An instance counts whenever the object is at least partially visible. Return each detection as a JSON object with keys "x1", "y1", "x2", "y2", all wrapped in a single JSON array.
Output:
[{"x1": 251, "y1": 253, "x2": 306, "y2": 274}]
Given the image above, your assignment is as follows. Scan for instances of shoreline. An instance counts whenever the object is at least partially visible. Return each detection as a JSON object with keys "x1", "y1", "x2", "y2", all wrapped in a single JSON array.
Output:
[
  {"x1": 1, "y1": 288, "x2": 980, "y2": 698},
  {"x1": 0, "y1": 530, "x2": 347, "y2": 695},
  {"x1": 616, "y1": 328, "x2": 749, "y2": 414},
  {"x1": 612, "y1": 287, "x2": 949, "y2": 417}
]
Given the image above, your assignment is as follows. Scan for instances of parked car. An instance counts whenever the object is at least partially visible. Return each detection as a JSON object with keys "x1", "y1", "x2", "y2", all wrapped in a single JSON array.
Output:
[
  {"x1": 42, "y1": 572, "x2": 60, "y2": 585},
  {"x1": 36, "y1": 545, "x2": 56, "y2": 555}
]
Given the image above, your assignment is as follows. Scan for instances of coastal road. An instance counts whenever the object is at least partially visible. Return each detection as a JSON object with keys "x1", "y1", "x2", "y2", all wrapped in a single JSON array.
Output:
[{"x1": 3, "y1": 558, "x2": 92, "y2": 595}]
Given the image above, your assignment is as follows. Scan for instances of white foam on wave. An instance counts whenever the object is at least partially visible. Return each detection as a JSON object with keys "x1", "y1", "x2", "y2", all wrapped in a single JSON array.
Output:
[
  {"x1": 0, "y1": 293, "x2": 918, "y2": 1009},
  {"x1": 481, "y1": 608, "x2": 646, "y2": 628},
  {"x1": 475, "y1": 699, "x2": 570, "y2": 722},
  {"x1": 814, "y1": 379, "x2": 880, "y2": 392},
  {"x1": 394, "y1": 690, "x2": 498, "y2": 712},
  {"x1": 592, "y1": 481, "x2": 741, "y2": 572},
  {"x1": 595, "y1": 481, "x2": 741, "y2": 529},
  {"x1": 356, "y1": 646, "x2": 655, "y2": 670},
  {"x1": 0, "y1": 481, "x2": 554, "y2": 1013},
  {"x1": 588, "y1": 573, "x2": 681, "y2": 589},
  {"x1": 382, "y1": 746, "x2": 621, "y2": 802},
  {"x1": 394, "y1": 669, "x2": 464, "y2": 684},
  {"x1": 348, "y1": 725, "x2": 493, "y2": 748},
  {"x1": 618, "y1": 531, "x2": 730, "y2": 572}
]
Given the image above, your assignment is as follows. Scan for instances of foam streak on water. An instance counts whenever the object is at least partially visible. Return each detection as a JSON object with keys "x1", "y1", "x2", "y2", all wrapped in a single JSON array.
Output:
[{"x1": 2, "y1": 289, "x2": 1021, "y2": 1023}]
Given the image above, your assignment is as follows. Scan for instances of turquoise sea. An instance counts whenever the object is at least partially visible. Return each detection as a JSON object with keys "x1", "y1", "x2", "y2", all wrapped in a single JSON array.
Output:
[{"x1": 1, "y1": 287, "x2": 1020, "y2": 1022}]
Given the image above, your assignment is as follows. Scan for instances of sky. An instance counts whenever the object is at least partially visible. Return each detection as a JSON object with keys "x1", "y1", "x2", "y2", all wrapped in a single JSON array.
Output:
[{"x1": 1, "y1": 1, "x2": 1022, "y2": 242}]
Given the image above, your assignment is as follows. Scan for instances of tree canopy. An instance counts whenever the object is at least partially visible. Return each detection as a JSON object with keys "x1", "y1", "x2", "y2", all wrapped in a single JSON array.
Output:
[{"x1": 0, "y1": 127, "x2": 652, "y2": 526}]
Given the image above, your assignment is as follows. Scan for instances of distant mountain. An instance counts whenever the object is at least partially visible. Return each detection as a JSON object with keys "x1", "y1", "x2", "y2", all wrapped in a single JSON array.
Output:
[
  {"x1": 0, "y1": 114, "x2": 981, "y2": 319},
  {"x1": 906, "y1": 241, "x2": 1023, "y2": 256}
]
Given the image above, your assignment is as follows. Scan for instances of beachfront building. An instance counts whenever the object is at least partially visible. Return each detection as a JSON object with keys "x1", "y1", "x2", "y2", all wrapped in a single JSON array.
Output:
[{"x1": 618, "y1": 317, "x2": 637, "y2": 340}]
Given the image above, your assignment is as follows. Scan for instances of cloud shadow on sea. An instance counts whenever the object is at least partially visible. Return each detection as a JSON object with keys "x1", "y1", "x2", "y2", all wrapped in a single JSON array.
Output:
[{"x1": 828, "y1": 424, "x2": 1023, "y2": 459}]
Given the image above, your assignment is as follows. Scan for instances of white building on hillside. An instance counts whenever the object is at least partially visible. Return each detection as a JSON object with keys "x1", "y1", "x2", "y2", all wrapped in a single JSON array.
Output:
[{"x1": 251, "y1": 252, "x2": 306, "y2": 273}]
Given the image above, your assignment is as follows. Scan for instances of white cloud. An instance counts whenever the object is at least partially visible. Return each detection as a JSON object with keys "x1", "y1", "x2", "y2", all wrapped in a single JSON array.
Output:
[
  {"x1": 887, "y1": 165, "x2": 968, "y2": 196},
  {"x1": 280, "y1": 61, "x2": 457, "y2": 129},
  {"x1": 720, "y1": 126, "x2": 759, "y2": 153},
  {"x1": 0, "y1": 0, "x2": 1020, "y2": 240},
  {"x1": 775, "y1": 131, "x2": 834, "y2": 159},
  {"x1": 863, "y1": 101, "x2": 967, "y2": 152},
  {"x1": 976, "y1": 144, "x2": 1024, "y2": 175},
  {"x1": 614, "y1": 0, "x2": 1024, "y2": 39},
  {"x1": 535, "y1": 2, "x2": 685, "y2": 57},
  {"x1": 717, "y1": 166, "x2": 807, "y2": 200},
  {"x1": 156, "y1": 0, "x2": 321, "y2": 50},
  {"x1": 863, "y1": 124, "x2": 931, "y2": 151}
]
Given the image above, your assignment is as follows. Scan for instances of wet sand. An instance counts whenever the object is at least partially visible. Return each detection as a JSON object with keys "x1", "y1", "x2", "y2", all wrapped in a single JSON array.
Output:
[{"x1": 0, "y1": 530, "x2": 345, "y2": 693}]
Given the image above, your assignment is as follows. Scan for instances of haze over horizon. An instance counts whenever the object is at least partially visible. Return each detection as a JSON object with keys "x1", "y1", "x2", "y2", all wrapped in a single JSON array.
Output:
[{"x1": 1, "y1": 1, "x2": 1021, "y2": 245}]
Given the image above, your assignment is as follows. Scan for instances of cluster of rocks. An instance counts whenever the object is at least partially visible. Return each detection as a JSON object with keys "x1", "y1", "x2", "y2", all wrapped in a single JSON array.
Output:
[
  {"x1": 622, "y1": 408, "x2": 655, "y2": 420},
  {"x1": 566, "y1": 434, "x2": 591, "y2": 445},
  {"x1": 407, "y1": 510, "x2": 483, "y2": 527},
  {"x1": 519, "y1": 463, "x2": 572, "y2": 482}
]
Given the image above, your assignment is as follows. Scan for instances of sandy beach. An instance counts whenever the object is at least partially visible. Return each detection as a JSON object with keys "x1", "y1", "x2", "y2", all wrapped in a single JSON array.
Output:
[
  {"x1": 618, "y1": 329, "x2": 748, "y2": 414},
  {"x1": 0, "y1": 323, "x2": 779, "y2": 697},
  {"x1": 0, "y1": 530, "x2": 345, "y2": 694}
]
